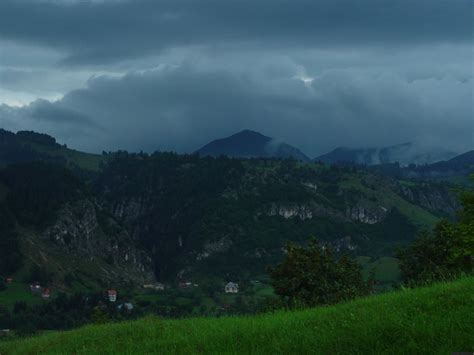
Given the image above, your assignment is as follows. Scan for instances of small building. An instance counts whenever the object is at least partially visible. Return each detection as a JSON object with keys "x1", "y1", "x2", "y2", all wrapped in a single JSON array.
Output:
[
  {"x1": 117, "y1": 302, "x2": 134, "y2": 312},
  {"x1": 5, "y1": 277, "x2": 13, "y2": 284},
  {"x1": 225, "y1": 282, "x2": 239, "y2": 294},
  {"x1": 107, "y1": 289, "x2": 117, "y2": 302},
  {"x1": 179, "y1": 281, "x2": 192, "y2": 289},
  {"x1": 0, "y1": 329, "x2": 10, "y2": 338},
  {"x1": 30, "y1": 282, "x2": 42, "y2": 294},
  {"x1": 42, "y1": 288, "x2": 51, "y2": 300}
]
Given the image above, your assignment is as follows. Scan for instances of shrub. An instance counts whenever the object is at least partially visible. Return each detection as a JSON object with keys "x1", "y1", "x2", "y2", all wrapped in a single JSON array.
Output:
[
  {"x1": 269, "y1": 240, "x2": 372, "y2": 307},
  {"x1": 397, "y1": 186, "x2": 474, "y2": 285}
]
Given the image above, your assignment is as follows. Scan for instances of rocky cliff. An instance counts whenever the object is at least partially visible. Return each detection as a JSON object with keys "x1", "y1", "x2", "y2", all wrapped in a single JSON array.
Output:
[{"x1": 40, "y1": 199, "x2": 155, "y2": 285}]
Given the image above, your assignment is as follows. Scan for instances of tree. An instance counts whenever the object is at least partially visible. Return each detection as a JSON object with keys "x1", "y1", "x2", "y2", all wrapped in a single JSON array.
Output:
[
  {"x1": 397, "y1": 184, "x2": 474, "y2": 285},
  {"x1": 0, "y1": 204, "x2": 22, "y2": 275},
  {"x1": 91, "y1": 306, "x2": 109, "y2": 324},
  {"x1": 269, "y1": 240, "x2": 372, "y2": 307}
]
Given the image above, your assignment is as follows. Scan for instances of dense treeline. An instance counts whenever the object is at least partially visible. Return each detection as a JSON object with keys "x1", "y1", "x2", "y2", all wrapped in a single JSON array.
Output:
[
  {"x1": 0, "y1": 204, "x2": 21, "y2": 276},
  {"x1": 0, "y1": 162, "x2": 85, "y2": 228},
  {"x1": 0, "y1": 162, "x2": 85, "y2": 277},
  {"x1": 0, "y1": 129, "x2": 66, "y2": 167}
]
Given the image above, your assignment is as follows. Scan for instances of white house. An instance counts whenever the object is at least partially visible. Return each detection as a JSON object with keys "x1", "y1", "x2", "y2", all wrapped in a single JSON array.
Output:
[
  {"x1": 41, "y1": 288, "x2": 51, "y2": 300},
  {"x1": 225, "y1": 282, "x2": 239, "y2": 294}
]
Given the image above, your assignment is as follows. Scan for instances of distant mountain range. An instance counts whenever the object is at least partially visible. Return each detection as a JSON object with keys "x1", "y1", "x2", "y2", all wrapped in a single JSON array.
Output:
[
  {"x1": 196, "y1": 130, "x2": 310, "y2": 161},
  {"x1": 398, "y1": 150, "x2": 474, "y2": 181},
  {"x1": 315, "y1": 142, "x2": 457, "y2": 167}
]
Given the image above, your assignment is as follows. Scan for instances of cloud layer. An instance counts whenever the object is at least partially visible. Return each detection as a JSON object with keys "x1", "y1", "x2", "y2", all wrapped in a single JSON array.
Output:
[{"x1": 0, "y1": 0, "x2": 472, "y2": 155}]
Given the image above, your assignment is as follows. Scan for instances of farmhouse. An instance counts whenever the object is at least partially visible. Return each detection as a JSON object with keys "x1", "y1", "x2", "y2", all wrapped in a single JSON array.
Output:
[
  {"x1": 42, "y1": 288, "x2": 51, "y2": 300},
  {"x1": 107, "y1": 289, "x2": 117, "y2": 302},
  {"x1": 225, "y1": 282, "x2": 239, "y2": 294}
]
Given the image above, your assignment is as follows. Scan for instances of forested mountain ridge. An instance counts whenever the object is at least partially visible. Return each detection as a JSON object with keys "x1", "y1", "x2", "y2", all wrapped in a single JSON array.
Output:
[
  {"x1": 93, "y1": 152, "x2": 460, "y2": 282},
  {"x1": 0, "y1": 130, "x2": 463, "y2": 292},
  {"x1": 0, "y1": 129, "x2": 104, "y2": 171}
]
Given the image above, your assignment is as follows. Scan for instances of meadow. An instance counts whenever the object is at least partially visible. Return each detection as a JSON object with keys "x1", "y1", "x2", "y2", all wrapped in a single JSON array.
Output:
[{"x1": 1, "y1": 276, "x2": 472, "y2": 354}]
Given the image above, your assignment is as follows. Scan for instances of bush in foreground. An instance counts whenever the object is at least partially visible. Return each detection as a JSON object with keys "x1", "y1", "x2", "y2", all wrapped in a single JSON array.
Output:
[
  {"x1": 397, "y1": 186, "x2": 474, "y2": 285},
  {"x1": 269, "y1": 240, "x2": 372, "y2": 307}
]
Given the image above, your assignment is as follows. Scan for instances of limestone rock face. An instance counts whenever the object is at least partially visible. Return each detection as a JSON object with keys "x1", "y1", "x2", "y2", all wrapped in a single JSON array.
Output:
[
  {"x1": 42, "y1": 199, "x2": 154, "y2": 284},
  {"x1": 267, "y1": 202, "x2": 346, "y2": 221},
  {"x1": 196, "y1": 237, "x2": 232, "y2": 261},
  {"x1": 267, "y1": 201, "x2": 389, "y2": 224},
  {"x1": 345, "y1": 205, "x2": 389, "y2": 224}
]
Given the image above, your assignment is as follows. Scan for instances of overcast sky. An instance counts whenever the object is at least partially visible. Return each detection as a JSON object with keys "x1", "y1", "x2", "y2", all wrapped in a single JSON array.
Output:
[{"x1": 0, "y1": 0, "x2": 472, "y2": 156}]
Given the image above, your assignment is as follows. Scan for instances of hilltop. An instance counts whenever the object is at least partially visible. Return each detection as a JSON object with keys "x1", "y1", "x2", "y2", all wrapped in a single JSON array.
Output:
[
  {"x1": 196, "y1": 130, "x2": 310, "y2": 161},
  {"x1": 1, "y1": 277, "x2": 472, "y2": 354},
  {"x1": 0, "y1": 129, "x2": 104, "y2": 171}
]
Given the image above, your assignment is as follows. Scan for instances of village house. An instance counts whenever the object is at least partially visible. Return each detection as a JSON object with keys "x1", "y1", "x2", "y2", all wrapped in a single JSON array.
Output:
[
  {"x1": 107, "y1": 289, "x2": 117, "y2": 302},
  {"x1": 5, "y1": 277, "x2": 13, "y2": 284},
  {"x1": 225, "y1": 282, "x2": 239, "y2": 294},
  {"x1": 42, "y1": 288, "x2": 51, "y2": 300}
]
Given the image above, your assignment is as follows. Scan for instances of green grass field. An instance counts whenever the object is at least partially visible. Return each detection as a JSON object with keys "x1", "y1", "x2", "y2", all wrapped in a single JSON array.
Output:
[
  {"x1": 1, "y1": 277, "x2": 472, "y2": 354},
  {"x1": 0, "y1": 282, "x2": 42, "y2": 310}
]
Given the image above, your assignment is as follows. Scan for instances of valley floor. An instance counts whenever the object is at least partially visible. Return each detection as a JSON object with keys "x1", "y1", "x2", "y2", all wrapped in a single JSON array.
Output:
[{"x1": 1, "y1": 277, "x2": 473, "y2": 354}]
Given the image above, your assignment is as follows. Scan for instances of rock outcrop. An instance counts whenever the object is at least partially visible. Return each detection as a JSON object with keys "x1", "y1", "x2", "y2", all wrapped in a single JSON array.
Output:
[{"x1": 42, "y1": 199, "x2": 154, "y2": 284}]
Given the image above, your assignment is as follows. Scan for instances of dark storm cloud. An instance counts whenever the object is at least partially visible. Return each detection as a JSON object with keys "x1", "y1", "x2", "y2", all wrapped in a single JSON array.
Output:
[
  {"x1": 26, "y1": 99, "x2": 100, "y2": 127},
  {"x1": 1, "y1": 66, "x2": 472, "y2": 155},
  {"x1": 0, "y1": 0, "x2": 471, "y2": 66},
  {"x1": 0, "y1": 0, "x2": 471, "y2": 154}
]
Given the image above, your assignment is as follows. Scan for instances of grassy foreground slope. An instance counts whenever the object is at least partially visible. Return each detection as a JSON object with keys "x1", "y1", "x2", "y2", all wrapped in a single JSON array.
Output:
[{"x1": 2, "y1": 277, "x2": 473, "y2": 355}]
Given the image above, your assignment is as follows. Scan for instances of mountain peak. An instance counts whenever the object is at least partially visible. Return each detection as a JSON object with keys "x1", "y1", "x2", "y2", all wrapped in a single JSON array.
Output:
[
  {"x1": 234, "y1": 129, "x2": 269, "y2": 138},
  {"x1": 196, "y1": 130, "x2": 309, "y2": 161}
]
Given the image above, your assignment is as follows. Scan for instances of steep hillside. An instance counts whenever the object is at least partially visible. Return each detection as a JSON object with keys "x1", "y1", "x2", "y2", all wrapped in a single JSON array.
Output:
[
  {"x1": 196, "y1": 130, "x2": 310, "y2": 161},
  {"x1": 94, "y1": 153, "x2": 459, "y2": 284},
  {"x1": 0, "y1": 162, "x2": 154, "y2": 290},
  {"x1": 1, "y1": 277, "x2": 472, "y2": 354}
]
